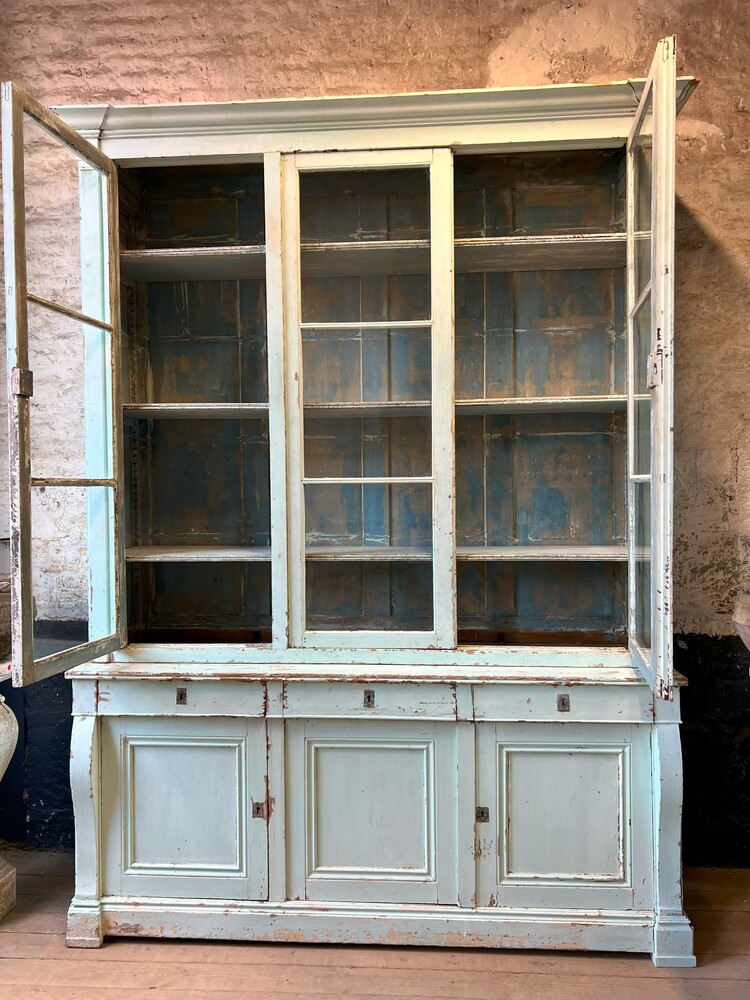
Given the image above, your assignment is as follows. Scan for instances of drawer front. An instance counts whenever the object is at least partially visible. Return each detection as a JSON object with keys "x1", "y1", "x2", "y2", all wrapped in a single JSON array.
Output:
[
  {"x1": 96, "y1": 680, "x2": 266, "y2": 717},
  {"x1": 282, "y1": 682, "x2": 456, "y2": 720},
  {"x1": 475, "y1": 721, "x2": 653, "y2": 911},
  {"x1": 473, "y1": 683, "x2": 652, "y2": 724},
  {"x1": 102, "y1": 717, "x2": 268, "y2": 900}
]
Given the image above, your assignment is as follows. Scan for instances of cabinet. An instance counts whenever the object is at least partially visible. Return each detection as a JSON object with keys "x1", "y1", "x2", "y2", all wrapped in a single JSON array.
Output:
[{"x1": 3, "y1": 37, "x2": 698, "y2": 965}]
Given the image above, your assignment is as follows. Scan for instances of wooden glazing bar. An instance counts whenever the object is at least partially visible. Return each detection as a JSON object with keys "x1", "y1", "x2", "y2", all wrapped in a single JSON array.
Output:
[{"x1": 27, "y1": 292, "x2": 114, "y2": 332}]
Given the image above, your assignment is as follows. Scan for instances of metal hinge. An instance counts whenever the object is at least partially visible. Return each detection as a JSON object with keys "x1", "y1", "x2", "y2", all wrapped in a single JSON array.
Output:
[
  {"x1": 647, "y1": 351, "x2": 663, "y2": 389},
  {"x1": 11, "y1": 367, "x2": 33, "y2": 397}
]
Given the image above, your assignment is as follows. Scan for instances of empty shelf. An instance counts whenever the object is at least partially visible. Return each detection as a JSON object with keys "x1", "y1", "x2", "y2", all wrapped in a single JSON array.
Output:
[
  {"x1": 126, "y1": 546, "x2": 272, "y2": 562},
  {"x1": 456, "y1": 545, "x2": 628, "y2": 561},
  {"x1": 124, "y1": 403, "x2": 269, "y2": 419},
  {"x1": 455, "y1": 395, "x2": 627, "y2": 415},
  {"x1": 298, "y1": 233, "x2": 626, "y2": 277},
  {"x1": 306, "y1": 546, "x2": 432, "y2": 561},
  {"x1": 120, "y1": 246, "x2": 266, "y2": 281}
]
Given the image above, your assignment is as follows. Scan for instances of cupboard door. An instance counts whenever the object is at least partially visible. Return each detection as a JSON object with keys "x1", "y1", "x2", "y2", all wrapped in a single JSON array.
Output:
[
  {"x1": 286, "y1": 719, "x2": 458, "y2": 904},
  {"x1": 475, "y1": 723, "x2": 652, "y2": 911},
  {"x1": 102, "y1": 717, "x2": 268, "y2": 900},
  {"x1": 282, "y1": 149, "x2": 456, "y2": 650},
  {"x1": 2, "y1": 82, "x2": 123, "y2": 686},
  {"x1": 626, "y1": 38, "x2": 678, "y2": 699}
]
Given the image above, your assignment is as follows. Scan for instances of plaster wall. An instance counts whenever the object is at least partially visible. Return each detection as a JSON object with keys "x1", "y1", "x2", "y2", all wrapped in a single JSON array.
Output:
[{"x1": 0, "y1": 0, "x2": 748, "y2": 635}]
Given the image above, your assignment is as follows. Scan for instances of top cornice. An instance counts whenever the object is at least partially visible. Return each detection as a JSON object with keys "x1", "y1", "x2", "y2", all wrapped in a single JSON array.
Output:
[{"x1": 53, "y1": 78, "x2": 698, "y2": 159}]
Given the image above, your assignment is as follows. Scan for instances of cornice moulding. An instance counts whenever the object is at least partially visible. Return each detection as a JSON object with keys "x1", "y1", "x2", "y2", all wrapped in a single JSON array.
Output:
[{"x1": 55, "y1": 79, "x2": 697, "y2": 147}]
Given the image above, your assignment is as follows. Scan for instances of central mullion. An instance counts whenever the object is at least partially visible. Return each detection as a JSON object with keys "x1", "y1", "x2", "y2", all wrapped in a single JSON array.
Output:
[{"x1": 430, "y1": 148, "x2": 456, "y2": 648}]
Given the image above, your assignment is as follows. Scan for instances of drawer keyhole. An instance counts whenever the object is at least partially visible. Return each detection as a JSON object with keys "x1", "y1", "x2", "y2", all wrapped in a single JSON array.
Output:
[{"x1": 176, "y1": 687, "x2": 187, "y2": 706}]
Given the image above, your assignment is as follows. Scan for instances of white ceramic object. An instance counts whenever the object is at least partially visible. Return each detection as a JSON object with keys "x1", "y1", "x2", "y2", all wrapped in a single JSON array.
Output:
[{"x1": 0, "y1": 690, "x2": 18, "y2": 919}]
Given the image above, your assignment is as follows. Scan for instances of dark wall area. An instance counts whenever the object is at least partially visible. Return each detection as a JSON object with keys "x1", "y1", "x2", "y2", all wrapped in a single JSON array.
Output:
[{"x1": 0, "y1": 675, "x2": 73, "y2": 849}]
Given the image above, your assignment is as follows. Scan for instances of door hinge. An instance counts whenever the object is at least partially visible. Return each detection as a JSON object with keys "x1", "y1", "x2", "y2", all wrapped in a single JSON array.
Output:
[
  {"x1": 647, "y1": 351, "x2": 663, "y2": 389},
  {"x1": 11, "y1": 367, "x2": 33, "y2": 397}
]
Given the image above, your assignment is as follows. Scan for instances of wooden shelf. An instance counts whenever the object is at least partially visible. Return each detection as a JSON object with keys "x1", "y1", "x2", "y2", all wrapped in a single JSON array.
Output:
[
  {"x1": 120, "y1": 233, "x2": 626, "y2": 282},
  {"x1": 457, "y1": 545, "x2": 628, "y2": 561},
  {"x1": 124, "y1": 403, "x2": 269, "y2": 420},
  {"x1": 303, "y1": 396, "x2": 626, "y2": 418},
  {"x1": 120, "y1": 246, "x2": 266, "y2": 281},
  {"x1": 306, "y1": 546, "x2": 432, "y2": 562},
  {"x1": 126, "y1": 546, "x2": 272, "y2": 562},
  {"x1": 455, "y1": 395, "x2": 627, "y2": 415},
  {"x1": 304, "y1": 401, "x2": 431, "y2": 418},
  {"x1": 304, "y1": 545, "x2": 627, "y2": 562},
  {"x1": 299, "y1": 233, "x2": 626, "y2": 277}
]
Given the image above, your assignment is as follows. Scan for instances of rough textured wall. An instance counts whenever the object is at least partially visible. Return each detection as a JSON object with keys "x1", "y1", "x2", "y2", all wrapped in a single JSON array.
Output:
[{"x1": 0, "y1": 0, "x2": 747, "y2": 633}]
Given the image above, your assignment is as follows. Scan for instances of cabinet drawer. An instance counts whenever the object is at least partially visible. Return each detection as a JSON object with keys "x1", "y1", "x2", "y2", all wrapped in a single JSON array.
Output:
[
  {"x1": 95, "y1": 679, "x2": 266, "y2": 717},
  {"x1": 282, "y1": 682, "x2": 456, "y2": 719},
  {"x1": 473, "y1": 683, "x2": 652, "y2": 723}
]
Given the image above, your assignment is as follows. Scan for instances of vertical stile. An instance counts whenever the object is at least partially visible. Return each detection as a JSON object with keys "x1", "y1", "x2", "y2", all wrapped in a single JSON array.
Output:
[
  {"x1": 282, "y1": 155, "x2": 305, "y2": 647},
  {"x1": 106, "y1": 159, "x2": 125, "y2": 646},
  {"x1": 2, "y1": 83, "x2": 34, "y2": 682},
  {"x1": 264, "y1": 152, "x2": 290, "y2": 648},
  {"x1": 430, "y1": 148, "x2": 457, "y2": 648},
  {"x1": 652, "y1": 39, "x2": 677, "y2": 700}
]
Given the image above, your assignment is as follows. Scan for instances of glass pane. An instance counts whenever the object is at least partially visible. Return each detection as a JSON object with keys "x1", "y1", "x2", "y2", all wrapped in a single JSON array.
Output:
[
  {"x1": 453, "y1": 150, "x2": 624, "y2": 238},
  {"x1": 299, "y1": 167, "x2": 431, "y2": 321},
  {"x1": 634, "y1": 481, "x2": 651, "y2": 651},
  {"x1": 305, "y1": 483, "x2": 432, "y2": 552},
  {"x1": 31, "y1": 486, "x2": 115, "y2": 659},
  {"x1": 23, "y1": 112, "x2": 109, "y2": 319},
  {"x1": 632, "y1": 89, "x2": 653, "y2": 297},
  {"x1": 306, "y1": 561, "x2": 433, "y2": 632},
  {"x1": 455, "y1": 269, "x2": 625, "y2": 402},
  {"x1": 126, "y1": 419, "x2": 270, "y2": 549},
  {"x1": 456, "y1": 413, "x2": 627, "y2": 549},
  {"x1": 302, "y1": 325, "x2": 431, "y2": 405},
  {"x1": 633, "y1": 292, "x2": 652, "y2": 476},
  {"x1": 28, "y1": 300, "x2": 112, "y2": 480},
  {"x1": 457, "y1": 561, "x2": 627, "y2": 645},
  {"x1": 305, "y1": 415, "x2": 431, "y2": 479}
]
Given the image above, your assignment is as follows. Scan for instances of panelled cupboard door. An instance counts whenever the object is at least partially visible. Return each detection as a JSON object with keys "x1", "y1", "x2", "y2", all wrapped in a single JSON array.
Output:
[
  {"x1": 626, "y1": 38, "x2": 677, "y2": 699},
  {"x1": 475, "y1": 723, "x2": 653, "y2": 911},
  {"x1": 286, "y1": 720, "x2": 459, "y2": 904},
  {"x1": 101, "y1": 717, "x2": 268, "y2": 900},
  {"x1": 1, "y1": 83, "x2": 123, "y2": 687}
]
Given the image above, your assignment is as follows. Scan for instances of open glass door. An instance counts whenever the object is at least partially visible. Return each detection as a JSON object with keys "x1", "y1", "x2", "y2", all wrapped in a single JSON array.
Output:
[
  {"x1": 2, "y1": 83, "x2": 123, "y2": 686},
  {"x1": 626, "y1": 38, "x2": 677, "y2": 699}
]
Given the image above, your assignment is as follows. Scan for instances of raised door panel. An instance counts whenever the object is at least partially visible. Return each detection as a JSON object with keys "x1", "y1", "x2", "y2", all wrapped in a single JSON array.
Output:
[
  {"x1": 286, "y1": 720, "x2": 458, "y2": 904},
  {"x1": 102, "y1": 717, "x2": 268, "y2": 900},
  {"x1": 476, "y1": 722, "x2": 652, "y2": 911}
]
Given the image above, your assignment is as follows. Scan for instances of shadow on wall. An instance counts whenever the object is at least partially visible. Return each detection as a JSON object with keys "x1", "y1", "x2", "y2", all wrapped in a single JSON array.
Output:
[{"x1": 673, "y1": 197, "x2": 750, "y2": 866}]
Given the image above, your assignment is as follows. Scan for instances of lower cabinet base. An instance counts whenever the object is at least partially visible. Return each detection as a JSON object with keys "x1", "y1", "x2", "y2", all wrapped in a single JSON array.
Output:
[{"x1": 66, "y1": 897, "x2": 696, "y2": 967}]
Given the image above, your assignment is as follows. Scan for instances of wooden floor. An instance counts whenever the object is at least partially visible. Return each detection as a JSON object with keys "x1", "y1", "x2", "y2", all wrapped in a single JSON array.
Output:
[{"x1": 0, "y1": 851, "x2": 748, "y2": 999}]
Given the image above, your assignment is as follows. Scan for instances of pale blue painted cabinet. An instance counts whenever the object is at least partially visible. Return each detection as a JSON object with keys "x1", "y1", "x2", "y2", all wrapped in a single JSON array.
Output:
[{"x1": 2, "y1": 38, "x2": 698, "y2": 965}]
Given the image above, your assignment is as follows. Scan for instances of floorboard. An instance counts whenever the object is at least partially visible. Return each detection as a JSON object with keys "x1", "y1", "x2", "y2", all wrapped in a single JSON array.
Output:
[{"x1": 0, "y1": 850, "x2": 747, "y2": 999}]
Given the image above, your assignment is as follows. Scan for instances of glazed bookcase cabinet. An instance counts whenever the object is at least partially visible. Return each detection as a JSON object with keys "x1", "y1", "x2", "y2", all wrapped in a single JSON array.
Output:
[{"x1": 2, "y1": 38, "x2": 698, "y2": 966}]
